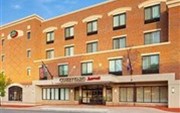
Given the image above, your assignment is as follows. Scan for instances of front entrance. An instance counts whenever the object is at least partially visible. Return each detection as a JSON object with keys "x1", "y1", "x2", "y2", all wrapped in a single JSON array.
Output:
[
  {"x1": 8, "y1": 86, "x2": 22, "y2": 101},
  {"x1": 82, "y1": 85, "x2": 103, "y2": 105}
]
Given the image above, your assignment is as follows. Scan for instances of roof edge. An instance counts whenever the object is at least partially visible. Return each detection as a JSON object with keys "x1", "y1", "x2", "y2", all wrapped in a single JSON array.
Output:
[
  {"x1": 44, "y1": 0, "x2": 116, "y2": 22},
  {"x1": 0, "y1": 14, "x2": 44, "y2": 30}
]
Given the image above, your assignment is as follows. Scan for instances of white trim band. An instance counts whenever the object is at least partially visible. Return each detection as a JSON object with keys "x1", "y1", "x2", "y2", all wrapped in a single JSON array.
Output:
[
  {"x1": 61, "y1": 21, "x2": 78, "y2": 28},
  {"x1": 141, "y1": 52, "x2": 160, "y2": 56},
  {"x1": 138, "y1": 0, "x2": 167, "y2": 8},
  {"x1": 108, "y1": 7, "x2": 132, "y2": 16},
  {"x1": 82, "y1": 15, "x2": 102, "y2": 23},
  {"x1": 43, "y1": 27, "x2": 57, "y2": 33}
]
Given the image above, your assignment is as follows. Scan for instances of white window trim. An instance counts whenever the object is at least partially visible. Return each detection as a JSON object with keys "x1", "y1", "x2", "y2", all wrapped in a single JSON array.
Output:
[
  {"x1": 141, "y1": 52, "x2": 160, "y2": 56},
  {"x1": 64, "y1": 44, "x2": 74, "y2": 48},
  {"x1": 108, "y1": 7, "x2": 132, "y2": 16},
  {"x1": 61, "y1": 21, "x2": 78, "y2": 28},
  {"x1": 112, "y1": 34, "x2": 127, "y2": 39},
  {"x1": 108, "y1": 56, "x2": 123, "y2": 60},
  {"x1": 45, "y1": 48, "x2": 54, "y2": 51},
  {"x1": 86, "y1": 40, "x2": 98, "y2": 44},
  {"x1": 81, "y1": 60, "x2": 94, "y2": 63},
  {"x1": 58, "y1": 63, "x2": 68, "y2": 66},
  {"x1": 43, "y1": 26, "x2": 57, "y2": 33},
  {"x1": 144, "y1": 29, "x2": 161, "y2": 33},
  {"x1": 82, "y1": 15, "x2": 102, "y2": 23},
  {"x1": 138, "y1": 0, "x2": 167, "y2": 8}
]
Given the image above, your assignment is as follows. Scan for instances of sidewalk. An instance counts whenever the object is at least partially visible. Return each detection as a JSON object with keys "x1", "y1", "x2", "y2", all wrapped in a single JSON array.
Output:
[{"x1": 1, "y1": 104, "x2": 179, "y2": 113}]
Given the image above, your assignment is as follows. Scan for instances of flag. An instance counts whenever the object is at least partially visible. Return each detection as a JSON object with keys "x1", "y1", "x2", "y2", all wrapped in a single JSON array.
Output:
[
  {"x1": 127, "y1": 57, "x2": 131, "y2": 71},
  {"x1": 39, "y1": 61, "x2": 53, "y2": 80}
]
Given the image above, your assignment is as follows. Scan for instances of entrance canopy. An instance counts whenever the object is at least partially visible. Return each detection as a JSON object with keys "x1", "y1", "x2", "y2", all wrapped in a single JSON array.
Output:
[
  {"x1": 33, "y1": 73, "x2": 175, "y2": 86},
  {"x1": 33, "y1": 75, "x2": 116, "y2": 86}
]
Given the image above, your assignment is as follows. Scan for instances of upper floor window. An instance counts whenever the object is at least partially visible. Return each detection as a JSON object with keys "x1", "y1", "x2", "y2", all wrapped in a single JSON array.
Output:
[
  {"x1": 65, "y1": 46, "x2": 74, "y2": 56},
  {"x1": 87, "y1": 42, "x2": 98, "y2": 53},
  {"x1": 27, "y1": 49, "x2": 31, "y2": 58},
  {"x1": 109, "y1": 59, "x2": 122, "y2": 75},
  {"x1": 58, "y1": 64, "x2": 68, "y2": 77},
  {"x1": 1, "y1": 39, "x2": 5, "y2": 46},
  {"x1": 46, "y1": 31, "x2": 54, "y2": 44},
  {"x1": 65, "y1": 26, "x2": 74, "y2": 40},
  {"x1": 87, "y1": 20, "x2": 98, "y2": 35},
  {"x1": 46, "y1": 49, "x2": 54, "y2": 59},
  {"x1": 27, "y1": 32, "x2": 31, "y2": 39},
  {"x1": 113, "y1": 37, "x2": 126, "y2": 49},
  {"x1": 27, "y1": 67, "x2": 31, "y2": 76},
  {"x1": 145, "y1": 5, "x2": 160, "y2": 24},
  {"x1": 144, "y1": 31, "x2": 160, "y2": 44},
  {"x1": 81, "y1": 62, "x2": 93, "y2": 75},
  {"x1": 1, "y1": 55, "x2": 5, "y2": 62},
  {"x1": 142, "y1": 54, "x2": 159, "y2": 74},
  {"x1": 113, "y1": 13, "x2": 126, "y2": 30}
]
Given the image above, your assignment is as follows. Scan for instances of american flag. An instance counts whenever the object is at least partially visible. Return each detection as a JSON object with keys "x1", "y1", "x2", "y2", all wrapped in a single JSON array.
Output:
[{"x1": 39, "y1": 61, "x2": 53, "y2": 80}]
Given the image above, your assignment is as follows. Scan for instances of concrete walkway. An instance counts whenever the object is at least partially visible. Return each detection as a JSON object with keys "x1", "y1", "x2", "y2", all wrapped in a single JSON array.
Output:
[{"x1": 35, "y1": 106, "x2": 175, "y2": 113}]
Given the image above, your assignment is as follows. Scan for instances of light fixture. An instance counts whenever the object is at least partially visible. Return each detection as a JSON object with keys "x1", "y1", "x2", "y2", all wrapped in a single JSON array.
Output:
[{"x1": 171, "y1": 87, "x2": 175, "y2": 94}]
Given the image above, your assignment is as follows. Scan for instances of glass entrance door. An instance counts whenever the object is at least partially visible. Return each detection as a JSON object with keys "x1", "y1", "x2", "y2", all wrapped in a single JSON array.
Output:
[{"x1": 82, "y1": 85, "x2": 103, "y2": 105}]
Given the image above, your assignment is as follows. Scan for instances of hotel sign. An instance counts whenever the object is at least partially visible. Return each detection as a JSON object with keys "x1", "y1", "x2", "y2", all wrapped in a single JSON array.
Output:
[
  {"x1": 58, "y1": 76, "x2": 101, "y2": 84},
  {"x1": 59, "y1": 77, "x2": 86, "y2": 83}
]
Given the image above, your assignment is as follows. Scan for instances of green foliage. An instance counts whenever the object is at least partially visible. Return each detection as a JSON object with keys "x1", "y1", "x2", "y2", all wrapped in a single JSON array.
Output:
[{"x1": 0, "y1": 72, "x2": 11, "y2": 97}]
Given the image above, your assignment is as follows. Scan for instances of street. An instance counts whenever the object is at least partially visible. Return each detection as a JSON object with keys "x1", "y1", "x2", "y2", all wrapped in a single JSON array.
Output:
[
  {"x1": 0, "y1": 109, "x2": 106, "y2": 113},
  {"x1": 0, "y1": 107, "x2": 176, "y2": 113},
  {"x1": 0, "y1": 109, "x2": 105, "y2": 113}
]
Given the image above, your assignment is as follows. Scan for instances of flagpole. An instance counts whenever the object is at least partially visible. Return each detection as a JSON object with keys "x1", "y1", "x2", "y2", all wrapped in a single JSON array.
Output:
[{"x1": 41, "y1": 61, "x2": 53, "y2": 79}]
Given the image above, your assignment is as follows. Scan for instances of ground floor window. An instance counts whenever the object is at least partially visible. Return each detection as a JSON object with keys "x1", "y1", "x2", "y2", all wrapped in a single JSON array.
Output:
[
  {"x1": 42, "y1": 88, "x2": 69, "y2": 100},
  {"x1": 9, "y1": 86, "x2": 22, "y2": 101},
  {"x1": 119, "y1": 87, "x2": 134, "y2": 102},
  {"x1": 106, "y1": 87, "x2": 112, "y2": 102},
  {"x1": 74, "y1": 87, "x2": 79, "y2": 101},
  {"x1": 119, "y1": 86, "x2": 168, "y2": 103},
  {"x1": 136, "y1": 86, "x2": 168, "y2": 103}
]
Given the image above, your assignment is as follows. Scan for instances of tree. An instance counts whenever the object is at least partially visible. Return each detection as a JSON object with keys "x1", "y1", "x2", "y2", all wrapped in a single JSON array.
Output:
[{"x1": 0, "y1": 72, "x2": 11, "y2": 106}]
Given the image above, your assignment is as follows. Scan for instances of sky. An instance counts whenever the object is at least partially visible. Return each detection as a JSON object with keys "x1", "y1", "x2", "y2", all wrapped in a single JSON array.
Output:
[{"x1": 0, "y1": 0, "x2": 107, "y2": 26}]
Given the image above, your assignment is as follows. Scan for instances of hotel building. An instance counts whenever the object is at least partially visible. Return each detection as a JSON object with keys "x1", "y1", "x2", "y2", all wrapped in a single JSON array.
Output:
[{"x1": 0, "y1": 0, "x2": 179, "y2": 108}]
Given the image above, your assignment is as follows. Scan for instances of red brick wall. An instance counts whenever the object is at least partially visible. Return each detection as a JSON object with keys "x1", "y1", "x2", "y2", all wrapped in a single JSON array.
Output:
[{"x1": 0, "y1": 0, "x2": 179, "y2": 84}]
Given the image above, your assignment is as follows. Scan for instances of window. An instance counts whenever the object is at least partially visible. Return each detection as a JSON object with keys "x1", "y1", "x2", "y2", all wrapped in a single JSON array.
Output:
[
  {"x1": 145, "y1": 5, "x2": 160, "y2": 24},
  {"x1": 1, "y1": 55, "x2": 5, "y2": 62},
  {"x1": 106, "y1": 87, "x2": 112, "y2": 102},
  {"x1": 27, "y1": 68, "x2": 31, "y2": 76},
  {"x1": 81, "y1": 62, "x2": 93, "y2": 75},
  {"x1": 109, "y1": 59, "x2": 122, "y2": 75},
  {"x1": 113, "y1": 13, "x2": 126, "y2": 30},
  {"x1": 46, "y1": 31, "x2": 54, "y2": 44},
  {"x1": 1, "y1": 39, "x2": 4, "y2": 46},
  {"x1": 65, "y1": 26, "x2": 74, "y2": 40},
  {"x1": 119, "y1": 87, "x2": 134, "y2": 102},
  {"x1": 87, "y1": 20, "x2": 98, "y2": 35},
  {"x1": 46, "y1": 49, "x2": 54, "y2": 59},
  {"x1": 136, "y1": 86, "x2": 168, "y2": 103},
  {"x1": 65, "y1": 46, "x2": 74, "y2": 56},
  {"x1": 58, "y1": 64, "x2": 68, "y2": 76},
  {"x1": 74, "y1": 87, "x2": 79, "y2": 101},
  {"x1": 42, "y1": 88, "x2": 69, "y2": 100},
  {"x1": 27, "y1": 50, "x2": 31, "y2": 58},
  {"x1": 142, "y1": 54, "x2": 159, "y2": 74},
  {"x1": 27, "y1": 32, "x2": 31, "y2": 39},
  {"x1": 113, "y1": 37, "x2": 126, "y2": 49},
  {"x1": 87, "y1": 42, "x2": 98, "y2": 53},
  {"x1": 144, "y1": 31, "x2": 160, "y2": 44}
]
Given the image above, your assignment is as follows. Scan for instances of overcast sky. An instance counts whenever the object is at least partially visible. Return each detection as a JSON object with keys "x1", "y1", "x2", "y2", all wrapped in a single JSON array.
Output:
[{"x1": 0, "y1": 0, "x2": 106, "y2": 26}]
